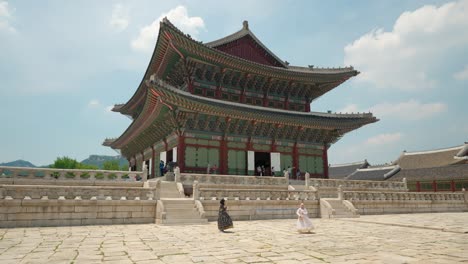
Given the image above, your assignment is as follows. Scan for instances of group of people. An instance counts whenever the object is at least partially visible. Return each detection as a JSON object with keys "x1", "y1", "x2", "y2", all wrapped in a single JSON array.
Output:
[{"x1": 218, "y1": 200, "x2": 314, "y2": 233}]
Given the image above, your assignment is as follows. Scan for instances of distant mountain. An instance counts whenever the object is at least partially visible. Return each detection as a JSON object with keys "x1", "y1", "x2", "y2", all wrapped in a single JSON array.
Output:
[
  {"x1": 81, "y1": 155, "x2": 128, "y2": 169},
  {"x1": 0, "y1": 159, "x2": 36, "y2": 168}
]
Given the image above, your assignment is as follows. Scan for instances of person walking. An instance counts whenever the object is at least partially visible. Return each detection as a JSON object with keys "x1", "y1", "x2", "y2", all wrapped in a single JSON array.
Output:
[
  {"x1": 218, "y1": 199, "x2": 233, "y2": 232},
  {"x1": 296, "y1": 202, "x2": 314, "y2": 233}
]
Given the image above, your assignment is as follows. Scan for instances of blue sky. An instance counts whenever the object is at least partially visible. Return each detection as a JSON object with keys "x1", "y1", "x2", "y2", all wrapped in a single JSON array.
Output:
[{"x1": 0, "y1": 0, "x2": 467, "y2": 166}]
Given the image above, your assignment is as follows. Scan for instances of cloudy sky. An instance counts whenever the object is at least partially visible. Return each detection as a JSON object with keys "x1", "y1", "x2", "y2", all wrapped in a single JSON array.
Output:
[{"x1": 0, "y1": 0, "x2": 467, "y2": 166}]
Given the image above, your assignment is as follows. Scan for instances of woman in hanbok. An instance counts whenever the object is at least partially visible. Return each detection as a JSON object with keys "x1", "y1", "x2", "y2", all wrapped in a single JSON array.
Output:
[
  {"x1": 296, "y1": 203, "x2": 314, "y2": 233},
  {"x1": 218, "y1": 199, "x2": 233, "y2": 232}
]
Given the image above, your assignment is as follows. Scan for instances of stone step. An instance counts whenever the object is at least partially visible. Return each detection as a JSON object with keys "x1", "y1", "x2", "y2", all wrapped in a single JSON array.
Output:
[
  {"x1": 157, "y1": 218, "x2": 208, "y2": 225},
  {"x1": 165, "y1": 213, "x2": 201, "y2": 219},
  {"x1": 164, "y1": 204, "x2": 195, "y2": 209}
]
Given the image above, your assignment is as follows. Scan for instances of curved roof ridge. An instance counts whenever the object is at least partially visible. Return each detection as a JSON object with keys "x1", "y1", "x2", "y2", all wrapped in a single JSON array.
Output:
[
  {"x1": 205, "y1": 20, "x2": 287, "y2": 68},
  {"x1": 149, "y1": 76, "x2": 377, "y2": 120},
  {"x1": 383, "y1": 165, "x2": 401, "y2": 180},
  {"x1": 403, "y1": 144, "x2": 464, "y2": 156},
  {"x1": 356, "y1": 164, "x2": 398, "y2": 171},
  {"x1": 456, "y1": 143, "x2": 468, "y2": 157},
  {"x1": 329, "y1": 160, "x2": 369, "y2": 168}
]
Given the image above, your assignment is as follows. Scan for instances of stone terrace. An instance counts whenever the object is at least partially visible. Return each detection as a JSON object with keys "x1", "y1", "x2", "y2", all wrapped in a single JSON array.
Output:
[{"x1": 0, "y1": 213, "x2": 467, "y2": 264}]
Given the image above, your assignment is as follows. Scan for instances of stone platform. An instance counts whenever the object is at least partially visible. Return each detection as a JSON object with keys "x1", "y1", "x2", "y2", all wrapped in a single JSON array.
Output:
[{"x1": 1, "y1": 213, "x2": 467, "y2": 263}]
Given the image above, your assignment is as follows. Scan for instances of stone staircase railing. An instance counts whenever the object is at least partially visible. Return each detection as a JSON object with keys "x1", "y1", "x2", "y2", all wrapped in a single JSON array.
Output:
[
  {"x1": 193, "y1": 181, "x2": 317, "y2": 201},
  {"x1": 308, "y1": 178, "x2": 408, "y2": 191},
  {"x1": 319, "y1": 199, "x2": 335, "y2": 218},
  {"x1": 178, "y1": 173, "x2": 288, "y2": 186},
  {"x1": 343, "y1": 191, "x2": 467, "y2": 201},
  {"x1": 0, "y1": 166, "x2": 146, "y2": 182}
]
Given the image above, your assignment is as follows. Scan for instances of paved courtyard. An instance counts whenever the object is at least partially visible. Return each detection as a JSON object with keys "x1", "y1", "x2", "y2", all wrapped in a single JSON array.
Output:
[{"x1": 0, "y1": 213, "x2": 467, "y2": 264}]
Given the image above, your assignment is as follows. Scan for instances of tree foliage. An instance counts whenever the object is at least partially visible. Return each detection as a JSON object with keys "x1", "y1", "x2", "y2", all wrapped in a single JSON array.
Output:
[
  {"x1": 102, "y1": 160, "x2": 120, "y2": 171},
  {"x1": 50, "y1": 156, "x2": 98, "y2": 170}
]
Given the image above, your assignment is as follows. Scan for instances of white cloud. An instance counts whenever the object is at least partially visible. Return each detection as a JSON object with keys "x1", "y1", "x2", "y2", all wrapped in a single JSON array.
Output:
[
  {"x1": 131, "y1": 5, "x2": 205, "y2": 53},
  {"x1": 87, "y1": 99, "x2": 100, "y2": 108},
  {"x1": 371, "y1": 100, "x2": 447, "y2": 120},
  {"x1": 337, "y1": 104, "x2": 359, "y2": 113},
  {"x1": 0, "y1": 1, "x2": 15, "y2": 32},
  {"x1": 109, "y1": 3, "x2": 129, "y2": 32},
  {"x1": 344, "y1": 0, "x2": 468, "y2": 91},
  {"x1": 365, "y1": 133, "x2": 403, "y2": 146},
  {"x1": 339, "y1": 100, "x2": 447, "y2": 120},
  {"x1": 453, "y1": 65, "x2": 468, "y2": 80}
]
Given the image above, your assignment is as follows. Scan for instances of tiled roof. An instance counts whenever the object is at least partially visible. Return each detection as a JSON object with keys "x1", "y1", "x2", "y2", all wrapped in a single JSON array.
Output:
[
  {"x1": 205, "y1": 20, "x2": 355, "y2": 74},
  {"x1": 346, "y1": 165, "x2": 400, "y2": 181},
  {"x1": 329, "y1": 160, "x2": 369, "y2": 179},
  {"x1": 393, "y1": 144, "x2": 467, "y2": 169},
  {"x1": 390, "y1": 164, "x2": 468, "y2": 181}
]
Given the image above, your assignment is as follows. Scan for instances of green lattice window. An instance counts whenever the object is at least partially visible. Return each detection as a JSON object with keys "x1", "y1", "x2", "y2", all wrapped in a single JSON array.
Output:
[{"x1": 185, "y1": 146, "x2": 219, "y2": 168}]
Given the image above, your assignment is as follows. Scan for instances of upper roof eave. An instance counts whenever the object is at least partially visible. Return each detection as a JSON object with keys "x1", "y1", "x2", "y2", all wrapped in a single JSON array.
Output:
[{"x1": 149, "y1": 76, "x2": 378, "y2": 124}]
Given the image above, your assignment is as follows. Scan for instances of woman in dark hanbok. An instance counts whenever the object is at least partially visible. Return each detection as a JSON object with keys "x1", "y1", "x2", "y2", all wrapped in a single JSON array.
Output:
[{"x1": 217, "y1": 198, "x2": 233, "y2": 232}]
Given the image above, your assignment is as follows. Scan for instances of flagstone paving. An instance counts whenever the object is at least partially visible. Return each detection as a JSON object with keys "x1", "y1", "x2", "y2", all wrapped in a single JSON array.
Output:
[{"x1": 0, "y1": 213, "x2": 467, "y2": 263}]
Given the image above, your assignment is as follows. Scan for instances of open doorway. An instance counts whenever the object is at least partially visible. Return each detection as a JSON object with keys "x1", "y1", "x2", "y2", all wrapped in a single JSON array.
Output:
[{"x1": 254, "y1": 152, "x2": 271, "y2": 176}]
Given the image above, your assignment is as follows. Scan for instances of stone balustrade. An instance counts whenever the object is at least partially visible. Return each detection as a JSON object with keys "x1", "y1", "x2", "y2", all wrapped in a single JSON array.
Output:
[
  {"x1": 179, "y1": 173, "x2": 287, "y2": 186},
  {"x1": 0, "y1": 184, "x2": 156, "y2": 201},
  {"x1": 343, "y1": 191, "x2": 465, "y2": 201},
  {"x1": 308, "y1": 178, "x2": 407, "y2": 191},
  {"x1": 197, "y1": 188, "x2": 317, "y2": 201},
  {"x1": 0, "y1": 166, "x2": 146, "y2": 182}
]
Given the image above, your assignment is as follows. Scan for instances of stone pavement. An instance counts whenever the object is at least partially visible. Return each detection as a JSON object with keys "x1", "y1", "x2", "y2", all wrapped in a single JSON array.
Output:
[{"x1": 0, "y1": 213, "x2": 467, "y2": 264}]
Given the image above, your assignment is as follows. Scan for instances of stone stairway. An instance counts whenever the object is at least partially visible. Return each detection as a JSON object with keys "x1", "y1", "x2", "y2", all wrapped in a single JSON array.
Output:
[
  {"x1": 156, "y1": 181, "x2": 208, "y2": 225},
  {"x1": 320, "y1": 198, "x2": 360, "y2": 218},
  {"x1": 160, "y1": 181, "x2": 184, "y2": 198}
]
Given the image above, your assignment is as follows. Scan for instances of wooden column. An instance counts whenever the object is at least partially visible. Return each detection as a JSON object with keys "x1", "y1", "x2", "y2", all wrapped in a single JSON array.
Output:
[
  {"x1": 323, "y1": 144, "x2": 329, "y2": 179},
  {"x1": 151, "y1": 146, "x2": 156, "y2": 179},
  {"x1": 219, "y1": 136, "x2": 228, "y2": 175},
  {"x1": 305, "y1": 98, "x2": 311, "y2": 112},
  {"x1": 433, "y1": 180, "x2": 437, "y2": 192},
  {"x1": 292, "y1": 142, "x2": 298, "y2": 180},
  {"x1": 416, "y1": 181, "x2": 421, "y2": 192},
  {"x1": 451, "y1": 180, "x2": 455, "y2": 192},
  {"x1": 177, "y1": 134, "x2": 185, "y2": 172}
]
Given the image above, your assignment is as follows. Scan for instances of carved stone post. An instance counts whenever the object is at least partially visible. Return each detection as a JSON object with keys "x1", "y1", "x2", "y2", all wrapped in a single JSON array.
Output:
[
  {"x1": 142, "y1": 164, "x2": 148, "y2": 182},
  {"x1": 305, "y1": 172, "x2": 310, "y2": 188},
  {"x1": 155, "y1": 180, "x2": 161, "y2": 200},
  {"x1": 174, "y1": 166, "x2": 181, "y2": 182},
  {"x1": 338, "y1": 185, "x2": 343, "y2": 200},
  {"x1": 193, "y1": 180, "x2": 199, "y2": 200},
  {"x1": 402, "y1": 178, "x2": 408, "y2": 191}
]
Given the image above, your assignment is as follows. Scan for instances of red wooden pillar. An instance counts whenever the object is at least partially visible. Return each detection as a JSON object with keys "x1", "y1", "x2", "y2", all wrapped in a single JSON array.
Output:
[
  {"x1": 177, "y1": 134, "x2": 185, "y2": 172},
  {"x1": 323, "y1": 144, "x2": 329, "y2": 179},
  {"x1": 451, "y1": 180, "x2": 455, "y2": 192},
  {"x1": 151, "y1": 146, "x2": 156, "y2": 179},
  {"x1": 416, "y1": 181, "x2": 421, "y2": 192},
  {"x1": 284, "y1": 96, "x2": 289, "y2": 110},
  {"x1": 433, "y1": 180, "x2": 437, "y2": 192},
  {"x1": 305, "y1": 101, "x2": 310, "y2": 112},
  {"x1": 220, "y1": 136, "x2": 228, "y2": 175},
  {"x1": 263, "y1": 92, "x2": 269, "y2": 107},
  {"x1": 292, "y1": 142, "x2": 298, "y2": 179}
]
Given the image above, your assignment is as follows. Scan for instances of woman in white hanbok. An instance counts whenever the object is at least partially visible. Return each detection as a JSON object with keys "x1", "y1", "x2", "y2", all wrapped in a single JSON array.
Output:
[{"x1": 296, "y1": 203, "x2": 314, "y2": 233}]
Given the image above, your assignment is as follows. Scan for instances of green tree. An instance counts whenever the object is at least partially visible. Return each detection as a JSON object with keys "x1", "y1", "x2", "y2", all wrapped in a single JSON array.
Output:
[
  {"x1": 51, "y1": 156, "x2": 80, "y2": 169},
  {"x1": 102, "y1": 160, "x2": 120, "y2": 171},
  {"x1": 120, "y1": 164, "x2": 129, "y2": 171},
  {"x1": 50, "y1": 156, "x2": 98, "y2": 170}
]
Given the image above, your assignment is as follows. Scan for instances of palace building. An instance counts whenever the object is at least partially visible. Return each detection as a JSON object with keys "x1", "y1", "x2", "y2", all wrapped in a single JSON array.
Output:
[{"x1": 104, "y1": 19, "x2": 378, "y2": 178}]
